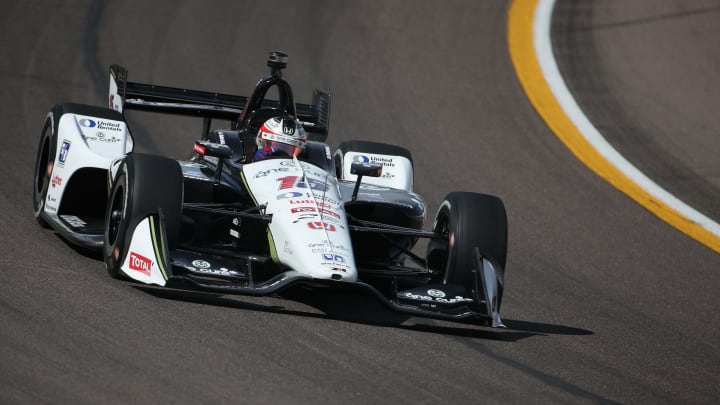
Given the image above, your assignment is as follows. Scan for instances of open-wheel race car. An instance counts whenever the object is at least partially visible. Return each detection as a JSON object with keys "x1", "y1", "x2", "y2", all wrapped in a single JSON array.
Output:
[{"x1": 32, "y1": 51, "x2": 508, "y2": 327}]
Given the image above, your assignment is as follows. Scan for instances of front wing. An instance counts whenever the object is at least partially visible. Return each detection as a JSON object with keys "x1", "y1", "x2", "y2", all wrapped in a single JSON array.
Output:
[{"x1": 117, "y1": 213, "x2": 504, "y2": 327}]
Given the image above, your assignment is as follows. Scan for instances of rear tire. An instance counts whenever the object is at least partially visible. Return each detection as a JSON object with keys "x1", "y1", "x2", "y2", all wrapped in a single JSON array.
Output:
[
  {"x1": 104, "y1": 153, "x2": 183, "y2": 278},
  {"x1": 426, "y1": 192, "x2": 508, "y2": 303}
]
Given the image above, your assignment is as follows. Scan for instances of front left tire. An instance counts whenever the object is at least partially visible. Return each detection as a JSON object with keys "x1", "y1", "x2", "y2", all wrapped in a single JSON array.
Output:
[
  {"x1": 104, "y1": 153, "x2": 183, "y2": 278},
  {"x1": 32, "y1": 114, "x2": 57, "y2": 228}
]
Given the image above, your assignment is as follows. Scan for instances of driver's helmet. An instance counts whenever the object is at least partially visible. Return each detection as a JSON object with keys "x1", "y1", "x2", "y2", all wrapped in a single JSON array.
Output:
[{"x1": 255, "y1": 115, "x2": 307, "y2": 158}]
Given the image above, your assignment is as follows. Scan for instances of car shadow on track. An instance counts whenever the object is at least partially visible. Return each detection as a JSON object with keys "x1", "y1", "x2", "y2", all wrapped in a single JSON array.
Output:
[{"x1": 130, "y1": 284, "x2": 588, "y2": 342}]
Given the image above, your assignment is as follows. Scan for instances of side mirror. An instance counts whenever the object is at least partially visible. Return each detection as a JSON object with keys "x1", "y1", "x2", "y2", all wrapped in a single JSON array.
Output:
[
  {"x1": 194, "y1": 140, "x2": 233, "y2": 159},
  {"x1": 194, "y1": 140, "x2": 232, "y2": 182},
  {"x1": 350, "y1": 162, "x2": 382, "y2": 177},
  {"x1": 350, "y1": 162, "x2": 382, "y2": 201}
]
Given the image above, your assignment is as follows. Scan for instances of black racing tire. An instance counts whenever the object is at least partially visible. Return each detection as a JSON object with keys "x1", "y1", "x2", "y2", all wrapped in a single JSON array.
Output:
[
  {"x1": 334, "y1": 140, "x2": 413, "y2": 178},
  {"x1": 426, "y1": 192, "x2": 508, "y2": 302},
  {"x1": 32, "y1": 113, "x2": 57, "y2": 228},
  {"x1": 104, "y1": 153, "x2": 183, "y2": 279}
]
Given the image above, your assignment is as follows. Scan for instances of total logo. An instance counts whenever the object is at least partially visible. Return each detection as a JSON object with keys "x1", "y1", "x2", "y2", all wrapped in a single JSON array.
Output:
[{"x1": 129, "y1": 252, "x2": 152, "y2": 276}]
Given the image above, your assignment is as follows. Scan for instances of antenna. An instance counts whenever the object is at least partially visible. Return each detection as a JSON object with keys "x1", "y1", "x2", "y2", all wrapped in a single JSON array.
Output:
[{"x1": 267, "y1": 51, "x2": 288, "y2": 76}]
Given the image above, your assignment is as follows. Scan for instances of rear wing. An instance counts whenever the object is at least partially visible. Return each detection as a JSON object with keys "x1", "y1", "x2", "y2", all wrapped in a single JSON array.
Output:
[{"x1": 108, "y1": 64, "x2": 330, "y2": 141}]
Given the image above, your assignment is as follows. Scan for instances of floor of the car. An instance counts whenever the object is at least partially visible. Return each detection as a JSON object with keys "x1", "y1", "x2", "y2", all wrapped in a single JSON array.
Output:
[{"x1": 58, "y1": 214, "x2": 104, "y2": 234}]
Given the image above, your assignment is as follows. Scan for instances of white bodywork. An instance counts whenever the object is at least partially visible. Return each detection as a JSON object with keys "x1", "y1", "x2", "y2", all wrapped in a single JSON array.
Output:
[
  {"x1": 43, "y1": 112, "x2": 132, "y2": 219},
  {"x1": 121, "y1": 217, "x2": 169, "y2": 286},
  {"x1": 338, "y1": 151, "x2": 413, "y2": 192},
  {"x1": 242, "y1": 157, "x2": 358, "y2": 282}
]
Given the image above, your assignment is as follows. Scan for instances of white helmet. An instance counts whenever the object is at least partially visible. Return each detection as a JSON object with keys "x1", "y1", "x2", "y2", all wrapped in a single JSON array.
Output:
[{"x1": 256, "y1": 116, "x2": 307, "y2": 157}]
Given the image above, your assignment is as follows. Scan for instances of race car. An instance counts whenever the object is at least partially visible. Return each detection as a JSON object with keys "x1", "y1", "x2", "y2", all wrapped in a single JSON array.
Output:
[{"x1": 32, "y1": 51, "x2": 508, "y2": 327}]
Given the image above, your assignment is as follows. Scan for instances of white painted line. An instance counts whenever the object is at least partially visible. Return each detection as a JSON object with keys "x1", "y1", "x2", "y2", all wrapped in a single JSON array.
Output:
[{"x1": 534, "y1": 0, "x2": 720, "y2": 237}]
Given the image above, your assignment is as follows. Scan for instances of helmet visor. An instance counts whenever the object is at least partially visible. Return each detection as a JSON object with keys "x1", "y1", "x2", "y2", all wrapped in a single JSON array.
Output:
[{"x1": 266, "y1": 140, "x2": 301, "y2": 157}]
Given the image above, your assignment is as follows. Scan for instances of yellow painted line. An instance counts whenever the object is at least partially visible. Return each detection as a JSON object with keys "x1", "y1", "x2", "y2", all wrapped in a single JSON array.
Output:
[{"x1": 507, "y1": 0, "x2": 720, "y2": 253}]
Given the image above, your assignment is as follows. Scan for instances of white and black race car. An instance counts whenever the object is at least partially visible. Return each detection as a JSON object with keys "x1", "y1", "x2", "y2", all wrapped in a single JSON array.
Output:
[{"x1": 32, "y1": 51, "x2": 508, "y2": 327}]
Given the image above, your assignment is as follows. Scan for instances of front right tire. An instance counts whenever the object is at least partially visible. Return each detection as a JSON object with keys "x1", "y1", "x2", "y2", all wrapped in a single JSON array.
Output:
[{"x1": 426, "y1": 192, "x2": 508, "y2": 306}]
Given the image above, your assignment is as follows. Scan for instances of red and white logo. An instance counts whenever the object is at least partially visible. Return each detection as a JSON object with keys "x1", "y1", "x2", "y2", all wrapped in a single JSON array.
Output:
[
  {"x1": 129, "y1": 252, "x2": 152, "y2": 276},
  {"x1": 51, "y1": 175, "x2": 62, "y2": 188},
  {"x1": 278, "y1": 175, "x2": 298, "y2": 190},
  {"x1": 291, "y1": 207, "x2": 316, "y2": 214},
  {"x1": 307, "y1": 222, "x2": 336, "y2": 232}
]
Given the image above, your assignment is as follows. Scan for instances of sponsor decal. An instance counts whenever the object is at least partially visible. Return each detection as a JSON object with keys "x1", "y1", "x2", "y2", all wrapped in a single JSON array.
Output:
[
  {"x1": 321, "y1": 253, "x2": 346, "y2": 263},
  {"x1": 217, "y1": 131, "x2": 226, "y2": 144},
  {"x1": 79, "y1": 118, "x2": 96, "y2": 128},
  {"x1": 292, "y1": 214, "x2": 317, "y2": 223},
  {"x1": 78, "y1": 118, "x2": 122, "y2": 132},
  {"x1": 311, "y1": 193, "x2": 341, "y2": 206},
  {"x1": 46, "y1": 195, "x2": 58, "y2": 212},
  {"x1": 60, "y1": 215, "x2": 86, "y2": 228},
  {"x1": 51, "y1": 175, "x2": 62, "y2": 188},
  {"x1": 289, "y1": 199, "x2": 315, "y2": 205},
  {"x1": 427, "y1": 289, "x2": 445, "y2": 298},
  {"x1": 97, "y1": 121, "x2": 122, "y2": 131},
  {"x1": 352, "y1": 154, "x2": 396, "y2": 167},
  {"x1": 291, "y1": 207, "x2": 315, "y2": 214},
  {"x1": 307, "y1": 241, "x2": 350, "y2": 252},
  {"x1": 191, "y1": 260, "x2": 211, "y2": 269},
  {"x1": 277, "y1": 175, "x2": 328, "y2": 191},
  {"x1": 129, "y1": 252, "x2": 152, "y2": 276},
  {"x1": 288, "y1": 199, "x2": 339, "y2": 214},
  {"x1": 58, "y1": 140, "x2": 70, "y2": 166},
  {"x1": 191, "y1": 266, "x2": 243, "y2": 277},
  {"x1": 331, "y1": 267, "x2": 347, "y2": 273},
  {"x1": 85, "y1": 132, "x2": 122, "y2": 143},
  {"x1": 284, "y1": 240, "x2": 293, "y2": 255},
  {"x1": 352, "y1": 155, "x2": 370, "y2": 163},
  {"x1": 399, "y1": 292, "x2": 473, "y2": 304},
  {"x1": 254, "y1": 167, "x2": 294, "y2": 178},
  {"x1": 319, "y1": 208, "x2": 341, "y2": 220},
  {"x1": 307, "y1": 221, "x2": 336, "y2": 232},
  {"x1": 277, "y1": 191, "x2": 304, "y2": 199},
  {"x1": 278, "y1": 175, "x2": 298, "y2": 190}
]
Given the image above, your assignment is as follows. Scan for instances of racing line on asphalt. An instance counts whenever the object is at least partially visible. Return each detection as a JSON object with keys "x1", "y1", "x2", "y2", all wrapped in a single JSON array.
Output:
[{"x1": 507, "y1": 0, "x2": 720, "y2": 254}]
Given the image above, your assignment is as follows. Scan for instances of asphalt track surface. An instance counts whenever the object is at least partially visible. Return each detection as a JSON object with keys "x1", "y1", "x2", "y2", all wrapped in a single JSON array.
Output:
[{"x1": 1, "y1": 1, "x2": 718, "y2": 403}]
